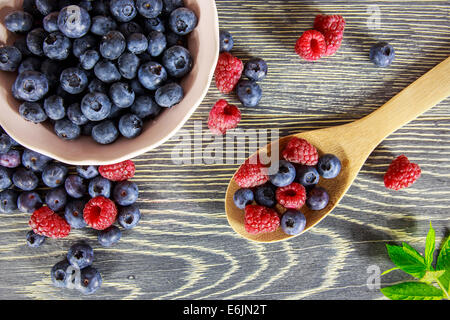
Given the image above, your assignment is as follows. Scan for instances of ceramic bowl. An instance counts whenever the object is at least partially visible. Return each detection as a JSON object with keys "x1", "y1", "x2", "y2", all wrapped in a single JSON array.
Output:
[{"x1": 0, "y1": 0, "x2": 219, "y2": 165}]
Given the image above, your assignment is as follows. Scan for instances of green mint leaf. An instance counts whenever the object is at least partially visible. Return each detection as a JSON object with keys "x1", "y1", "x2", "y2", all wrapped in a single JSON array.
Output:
[
  {"x1": 424, "y1": 222, "x2": 436, "y2": 268},
  {"x1": 436, "y1": 235, "x2": 450, "y2": 293},
  {"x1": 420, "y1": 270, "x2": 446, "y2": 284},
  {"x1": 386, "y1": 244, "x2": 427, "y2": 279},
  {"x1": 381, "y1": 281, "x2": 444, "y2": 300}
]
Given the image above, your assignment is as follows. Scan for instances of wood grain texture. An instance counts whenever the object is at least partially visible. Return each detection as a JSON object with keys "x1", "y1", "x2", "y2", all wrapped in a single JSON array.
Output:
[{"x1": 0, "y1": 0, "x2": 449, "y2": 300}]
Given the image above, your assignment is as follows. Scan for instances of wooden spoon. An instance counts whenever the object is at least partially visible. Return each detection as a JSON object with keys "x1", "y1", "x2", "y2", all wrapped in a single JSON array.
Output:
[{"x1": 225, "y1": 56, "x2": 450, "y2": 243}]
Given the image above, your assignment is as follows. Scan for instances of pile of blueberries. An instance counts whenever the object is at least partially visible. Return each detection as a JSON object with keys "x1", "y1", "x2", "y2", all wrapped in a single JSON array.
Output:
[{"x1": 0, "y1": 0, "x2": 197, "y2": 144}]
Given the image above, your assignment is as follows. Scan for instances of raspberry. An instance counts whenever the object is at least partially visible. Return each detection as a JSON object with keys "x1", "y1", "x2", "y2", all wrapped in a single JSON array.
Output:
[
  {"x1": 384, "y1": 155, "x2": 421, "y2": 190},
  {"x1": 295, "y1": 30, "x2": 326, "y2": 61},
  {"x1": 244, "y1": 205, "x2": 280, "y2": 235},
  {"x1": 83, "y1": 196, "x2": 118, "y2": 230},
  {"x1": 234, "y1": 156, "x2": 269, "y2": 188},
  {"x1": 99, "y1": 160, "x2": 135, "y2": 181},
  {"x1": 276, "y1": 182, "x2": 306, "y2": 209},
  {"x1": 314, "y1": 14, "x2": 346, "y2": 34},
  {"x1": 208, "y1": 99, "x2": 241, "y2": 135},
  {"x1": 323, "y1": 30, "x2": 343, "y2": 56},
  {"x1": 282, "y1": 137, "x2": 319, "y2": 165},
  {"x1": 29, "y1": 206, "x2": 71, "y2": 239},
  {"x1": 214, "y1": 52, "x2": 243, "y2": 94}
]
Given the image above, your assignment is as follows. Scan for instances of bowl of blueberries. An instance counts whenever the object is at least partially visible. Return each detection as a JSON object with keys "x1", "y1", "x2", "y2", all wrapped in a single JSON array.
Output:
[{"x1": 0, "y1": 0, "x2": 219, "y2": 164}]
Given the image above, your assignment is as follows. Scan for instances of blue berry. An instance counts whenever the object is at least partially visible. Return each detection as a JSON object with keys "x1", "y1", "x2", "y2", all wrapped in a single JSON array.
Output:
[
  {"x1": 50, "y1": 259, "x2": 71, "y2": 288},
  {"x1": 92, "y1": 120, "x2": 119, "y2": 144},
  {"x1": 130, "y1": 78, "x2": 146, "y2": 95},
  {"x1": 88, "y1": 79, "x2": 107, "y2": 94},
  {"x1": 147, "y1": 31, "x2": 167, "y2": 57},
  {"x1": 296, "y1": 165, "x2": 320, "y2": 187},
  {"x1": 67, "y1": 242, "x2": 94, "y2": 269},
  {"x1": 119, "y1": 113, "x2": 143, "y2": 138},
  {"x1": 80, "y1": 50, "x2": 100, "y2": 70},
  {"x1": 233, "y1": 188, "x2": 254, "y2": 209},
  {"x1": 118, "y1": 205, "x2": 141, "y2": 229},
  {"x1": 254, "y1": 183, "x2": 276, "y2": 207},
  {"x1": 57, "y1": 5, "x2": 91, "y2": 38},
  {"x1": 64, "y1": 199, "x2": 87, "y2": 229},
  {"x1": 162, "y1": 45, "x2": 192, "y2": 78},
  {"x1": 142, "y1": 17, "x2": 165, "y2": 33},
  {"x1": 127, "y1": 33, "x2": 148, "y2": 54},
  {"x1": 18, "y1": 191, "x2": 43, "y2": 213},
  {"x1": 0, "y1": 134, "x2": 12, "y2": 154},
  {"x1": 18, "y1": 57, "x2": 41, "y2": 74},
  {"x1": 100, "y1": 31, "x2": 126, "y2": 60},
  {"x1": 67, "y1": 103, "x2": 88, "y2": 126},
  {"x1": 54, "y1": 118, "x2": 81, "y2": 140},
  {"x1": 113, "y1": 180, "x2": 139, "y2": 206},
  {"x1": 306, "y1": 187, "x2": 329, "y2": 211},
  {"x1": 118, "y1": 52, "x2": 140, "y2": 79},
  {"x1": 0, "y1": 46, "x2": 22, "y2": 72},
  {"x1": 119, "y1": 21, "x2": 144, "y2": 37},
  {"x1": 136, "y1": 0, "x2": 163, "y2": 18},
  {"x1": 370, "y1": 42, "x2": 395, "y2": 67},
  {"x1": 0, "y1": 189, "x2": 18, "y2": 213},
  {"x1": 269, "y1": 160, "x2": 296, "y2": 187},
  {"x1": 5, "y1": 11, "x2": 34, "y2": 33},
  {"x1": 98, "y1": 225, "x2": 122, "y2": 247},
  {"x1": 12, "y1": 168, "x2": 39, "y2": 191},
  {"x1": 0, "y1": 167, "x2": 12, "y2": 189},
  {"x1": 169, "y1": 7, "x2": 198, "y2": 35},
  {"x1": 108, "y1": 104, "x2": 125, "y2": 120},
  {"x1": 43, "y1": 12, "x2": 60, "y2": 33},
  {"x1": 138, "y1": 61, "x2": 167, "y2": 90},
  {"x1": 76, "y1": 165, "x2": 98, "y2": 179},
  {"x1": 236, "y1": 80, "x2": 262, "y2": 107},
  {"x1": 14, "y1": 70, "x2": 49, "y2": 102},
  {"x1": 22, "y1": 149, "x2": 52, "y2": 172},
  {"x1": 166, "y1": 31, "x2": 186, "y2": 47},
  {"x1": 81, "y1": 92, "x2": 112, "y2": 122},
  {"x1": 26, "y1": 230, "x2": 46, "y2": 248},
  {"x1": 110, "y1": 0, "x2": 137, "y2": 22},
  {"x1": 91, "y1": 15, "x2": 118, "y2": 36},
  {"x1": 88, "y1": 176, "x2": 112, "y2": 198},
  {"x1": 244, "y1": 58, "x2": 268, "y2": 81},
  {"x1": 94, "y1": 59, "x2": 122, "y2": 83},
  {"x1": 14, "y1": 37, "x2": 32, "y2": 57},
  {"x1": 65, "y1": 175, "x2": 86, "y2": 198},
  {"x1": 43, "y1": 32, "x2": 71, "y2": 60},
  {"x1": 0, "y1": 150, "x2": 21, "y2": 168},
  {"x1": 317, "y1": 154, "x2": 341, "y2": 179},
  {"x1": 42, "y1": 163, "x2": 68, "y2": 187},
  {"x1": 78, "y1": 266, "x2": 102, "y2": 295},
  {"x1": 131, "y1": 95, "x2": 161, "y2": 119},
  {"x1": 60, "y1": 68, "x2": 89, "y2": 95},
  {"x1": 45, "y1": 187, "x2": 67, "y2": 212},
  {"x1": 35, "y1": 0, "x2": 58, "y2": 15},
  {"x1": 162, "y1": 0, "x2": 184, "y2": 15},
  {"x1": 19, "y1": 102, "x2": 48, "y2": 124},
  {"x1": 109, "y1": 82, "x2": 135, "y2": 108},
  {"x1": 44, "y1": 95, "x2": 66, "y2": 120},
  {"x1": 155, "y1": 82, "x2": 183, "y2": 108},
  {"x1": 73, "y1": 35, "x2": 97, "y2": 58},
  {"x1": 281, "y1": 210, "x2": 306, "y2": 235},
  {"x1": 26, "y1": 28, "x2": 47, "y2": 56},
  {"x1": 219, "y1": 30, "x2": 233, "y2": 52}
]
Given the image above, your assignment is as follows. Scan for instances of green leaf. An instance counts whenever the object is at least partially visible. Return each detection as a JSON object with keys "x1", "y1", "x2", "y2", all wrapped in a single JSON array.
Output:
[
  {"x1": 436, "y1": 235, "x2": 450, "y2": 293},
  {"x1": 424, "y1": 222, "x2": 436, "y2": 268},
  {"x1": 381, "y1": 281, "x2": 445, "y2": 300},
  {"x1": 386, "y1": 244, "x2": 427, "y2": 279},
  {"x1": 381, "y1": 267, "x2": 400, "y2": 276},
  {"x1": 420, "y1": 270, "x2": 446, "y2": 284}
]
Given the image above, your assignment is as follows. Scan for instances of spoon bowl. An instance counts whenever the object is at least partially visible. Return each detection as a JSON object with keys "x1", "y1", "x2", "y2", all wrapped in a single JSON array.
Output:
[{"x1": 226, "y1": 56, "x2": 450, "y2": 243}]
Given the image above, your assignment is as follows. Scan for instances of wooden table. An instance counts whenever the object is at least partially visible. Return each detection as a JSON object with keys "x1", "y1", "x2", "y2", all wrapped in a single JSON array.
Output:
[{"x1": 0, "y1": 0, "x2": 449, "y2": 300}]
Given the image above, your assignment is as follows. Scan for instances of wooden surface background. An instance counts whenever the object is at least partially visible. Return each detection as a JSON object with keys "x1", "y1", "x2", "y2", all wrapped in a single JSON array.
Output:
[{"x1": 0, "y1": 0, "x2": 449, "y2": 300}]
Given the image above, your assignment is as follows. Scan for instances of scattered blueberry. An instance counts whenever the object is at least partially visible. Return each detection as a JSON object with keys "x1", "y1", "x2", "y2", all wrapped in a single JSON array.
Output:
[
  {"x1": 64, "y1": 175, "x2": 86, "y2": 198},
  {"x1": 244, "y1": 58, "x2": 268, "y2": 81},
  {"x1": 117, "y1": 205, "x2": 141, "y2": 229},
  {"x1": 370, "y1": 42, "x2": 395, "y2": 67},
  {"x1": 233, "y1": 188, "x2": 254, "y2": 209},
  {"x1": 0, "y1": 167, "x2": 12, "y2": 189},
  {"x1": 67, "y1": 242, "x2": 94, "y2": 269},
  {"x1": 22, "y1": 149, "x2": 52, "y2": 172},
  {"x1": 76, "y1": 165, "x2": 98, "y2": 179},
  {"x1": 0, "y1": 150, "x2": 21, "y2": 168},
  {"x1": 113, "y1": 181, "x2": 139, "y2": 206},
  {"x1": 306, "y1": 187, "x2": 329, "y2": 211},
  {"x1": 219, "y1": 30, "x2": 233, "y2": 52},
  {"x1": 98, "y1": 225, "x2": 122, "y2": 247},
  {"x1": 45, "y1": 187, "x2": 68, "y2": 211},
  {"x1": 12, "y1": 168, "x2": 39, "y2": 191},
  {"x1": 18, "y1": 191, "x2": 43, "y2": 213},
  {"x1": 281, "y1": 210, "x2": 306, "y2": 235},
  {"x1": 51, "y1": 259, "x2": 71, "y2": 288},
  {"x1": 64, "y1": 199, "x2": 87, "y2": 229},
  {"x1": 0, "y1": 189, "x2": 18, "y2": 213},
  {"x1": 26, "y1": 230, "x2": 46, "y2": 248},
  {"x1": 317, "y1": 154, "x2": 341, "y2": 179},
  {"x1": 42, "y1": 163, "x2": 68, "y2": 188},
  {"x1": 254, "y1": 183, "x2": 276, "y2": 207},
  {"x1": 88, "y1": 176, "x2": 112, "y2": 198},
  {"x1": 296, "y1": 165, "x2": 320, "y2": 187},
  {"x1": 236, "y1": 80, "x2": 262, "y2": 107},
  {"x1": 269, "y1": 160, "x2": 296, "y2": 187},
  {"x1": 78, "y1": 266, "x2": 102, "y2": 295}
]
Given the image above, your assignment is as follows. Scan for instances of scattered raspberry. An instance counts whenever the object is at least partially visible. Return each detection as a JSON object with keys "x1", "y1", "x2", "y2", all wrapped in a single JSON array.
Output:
[
  {"x1": 234, "y1": 156, "x2": 269, "y2": 188},
  {"x1": 295, "y1": 29, "x2": 326, "y2": 61},
  {"x1": 384, "y1": 155, "x2": 421, "y2": 190},
  {"x1": 276, "y1": 183, "x2": 306, "y2": 209},
  {"x1": 29, "y1": 206, "x2": 71, "y2": 239},
  {"x1": 244, "y1": 205, "x2": 280, "y2": 235},
  {"x1": 282, "y1": 137, "x2": 319, "y2": 165},
  {"x1": 83, "y1": 196, "x2": 118, "y2": 230},
  {"x1": 99, "y1": 160, "x2": 135, "y2": 181},
  {"x1": 323, "y1": 30, "x2": 343, "y2": 56},
  {"x1": 314, "y1": 14, "x2": 346, "y2": 34},
  {"x1": 214, "y1": 52, "x2": 243, "y2": 94},
  {"x1": 208, "y1": 99, "x2": 241, "y2": 135}
]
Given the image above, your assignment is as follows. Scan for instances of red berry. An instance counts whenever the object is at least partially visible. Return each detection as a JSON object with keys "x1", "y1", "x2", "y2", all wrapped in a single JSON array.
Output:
[
  {"x1": 384, "y1": 155, "x2": 421, "y2": 190},
  {"x1": 214, "y1": 52, "x2": 243, "y2": 94},
  {"x1": 29, "y1": 206, "x2": 71, "y2": 239},
  {"x1": 234, "y1": 156, "x2": 269, "y2": 188},
  {"x1": 323, "y1": 30, "x2": 343, "y2": 56},
  {"x1": 295, "y1": 30, "x2": 327, "y2": 61},
  {"x1": 314, "y1": 14, "x2": 346, "y2": 34},
  {"x1": 244, "y1": 205, "x2": 280, "y2": 235},
  {"x1": 276, "y1": 182, "x2": 306, "y2": 209},
  {"x1": 99, "y1": 160, "x2": 135, "y2": 181},
  {"x1": 282, "y1": 137, "x2": 319, "y2": 166},
  {"x1": 208, "y1": 99, "x2": 241, "y2": 135},
  {"x1": 83, "y1": 196, "x2": 118, "y2": 230}
]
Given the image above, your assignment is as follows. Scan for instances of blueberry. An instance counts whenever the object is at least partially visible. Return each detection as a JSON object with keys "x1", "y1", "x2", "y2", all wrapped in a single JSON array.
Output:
[
  {"x1": 54, "y1": 118, "x2": 81, "y2": 140},
  {"x1": 68, "y1": 103, "x2": 89, "y2": 126},
  {"x1": 0, "y1": 46, "x2": 22, "y2": 72},
  {"x1": 142, "y1": 17, "x2": 166, "y2": 33},
  {"x1": 91, "y1": 15, "x2": 118, "y2": 36},
  {"x1": 162, "y1": 0, "x2": 184, "y2": 15},
  {"x1": 43, "y1": 95, "x2": 65, "y2": 120},
  {"x1": 254, "y1": 183, "x2": 276, "y2": 207},
  {"x1": 127, "y1": 33, "x2": 148, "y2": 54},
  {"x1": 92, "y1": 120, "x2": 119, "y2": 144},
  {"x1": 88, "y1": 176, "x2": 112, "y2": 198},
  {"x1": 22, "y1": 149, "x2": 52, "y2": 172},
  {"x1": 98, "y1": 225, "x2": 122, "y2": 247},
  {"x1": 14, "y1": 70, "x2": 49, "y2": 102},
  {"x1": 169, "y1": 7, "x2": 198, "y2": 35},
  {"x1": 64, "y1": 175, "x2": 86, "y2": 198},
  {"x1": 136, "y1": 0, "x2": 162, "y2": 18},
  {"x1": 281, "y1": 210, "x2": 306, "y2": 236},
  {"x1": 42, "y1": 163, "x2": 68, "y2": 187},
  {"x1": 67, "y1": 242, "x2": 94, "y2": 269},
  {"x1": 107, "y1": 104, "x2": 125, "y2": 120},
  {"x1": 119, "y1": 21, "x2": 144, "y2": 37},
  {"x1": 162, "y1": 45, "x2": 192, "y2": 78},
  {"x1": 88, "y1": 78, "x2": 107, "y2": 94},
  {"x1": 117, "y1": 52, "x2": 141, "y2": 79},
  {"x1": 43, "y1": 12, "x2": 60, "y2": 32},
  {"x1": 0, "y1": 167, "x2": 12, "y2": 189},
  {"x1": 18, "y1": 192, "x2": 43, "y2": 213},
  {"x1": 131, "y1": 95, "x2": 161, "y2": 119},
  {"x1": 19, "y1": 102, "x2": 48, "y2": 124},
  {"x1": 117, "y1": 205, "x2": 141, "y2": 229},
  {"x1": 370, "y1": 42, "x2": 395, "y2": 67},
  {"x1": 45, "y1": 187, "x2": 67, "y2": 211},
  {"x1": 0, "y1": 150, "x2": 21, "y2": 168},
  {"x1": 0, "y1": 189, "x2": 18, "y2": 213},
  {"x1": 236, "y1": 80, "x2": 262, "y2": 107},
  {"x1": 110, "y1": 0, "x2": 137, "y2": 22},
  {"x1": 317, "y1": 154, "x2": 341, "y2": 179},
  {"x1": 233, "y1": 188, "x2": 254, "y2": 209},
  {"x1": 0, "y1": 134, "x2": 12, "y2": 154},
  {"x1": 5, "y1": 11, "x2": 34, "y2": 33},
  {"x1": 12, "y1": 168, "x2": 38, "y2": 191},
  {"x1": 60, "y1": 68, "x2": 88, "y2": 94},
  {"x1": 219, "y1": 30, "x2": 233, "y2": 52},
  {"x1": 165, "y1": 31, "x2": 186, "y2": 47},
  {"x1": 80, "y1": 50, "x2": 100, "y2": 70},
  {"x1": 81, "y1": 92, "x2": 112, "y2": 121},
  {"x1": 18, "y1": 57, "x2": 41, "y2": 74},
  {"x1": 73, "y1": 35, "x2": 97, "y2": 58},
  {"x1": 109, "y1": 82, "x2": 136, "y2": 108},
  {"x1": 100, "y1": 31, "x2": 126, "y2": 60},
  {"x1": 138, "y1": 61, "x2": 167, "y2": 90},
  {"x1": 269, "y1": 160, "x2": 296, "y2": 187},
  {"x1": 57, "y1": 5, "x2": 91, "y2": 38},
  {"x1": 76, "y1": 165, "x2": 98, "y2": 179},
  {"x1": 147, "y1": 31, "x2": 167, "y2": 57},
  {"x1": 50, "y1": 259, "x2": 71, "y2": 288},
  {"x1": 113, "y1": 180, "x2": 139, "y2": 206},
  {"x1": 306, "y1": 187, "x2": 329, "y2": 211},
  {"x1": 43, "y1": 32, "x2": 71, "y2": 60},
  {"x1": 14, "y1": 37, "x2": 32, "y2": 57},
  {"x1": 119, "y1": 113, "x2": 143, "y2": 138},
  {"x1": 94, "y1": 59, "x2": 122, "y2": 83},
  {"x1": 296, "y1": 165, "x2": 320, "y2": 187},
  {"x1": 26, "y1": 230, "x2": 46, "y2": 248},
  {"x1": 36, "y1": 0, "x2": 58, "y2": 16},
  {"x1": 244, "y1": 58, "x2": 268, "y2": 82},
  {"x1": 78, "y1": 266, "x2": 102, "y2": 295},
  {"x1": 155, "y1": 82, "x2": 183, "y2": 108},
  {"x1": 64, "y1": 199, "x2": 87, "y2": 229},
  {"x1": 130, "y1": 78, "x2": 146, "y2": 95}
]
